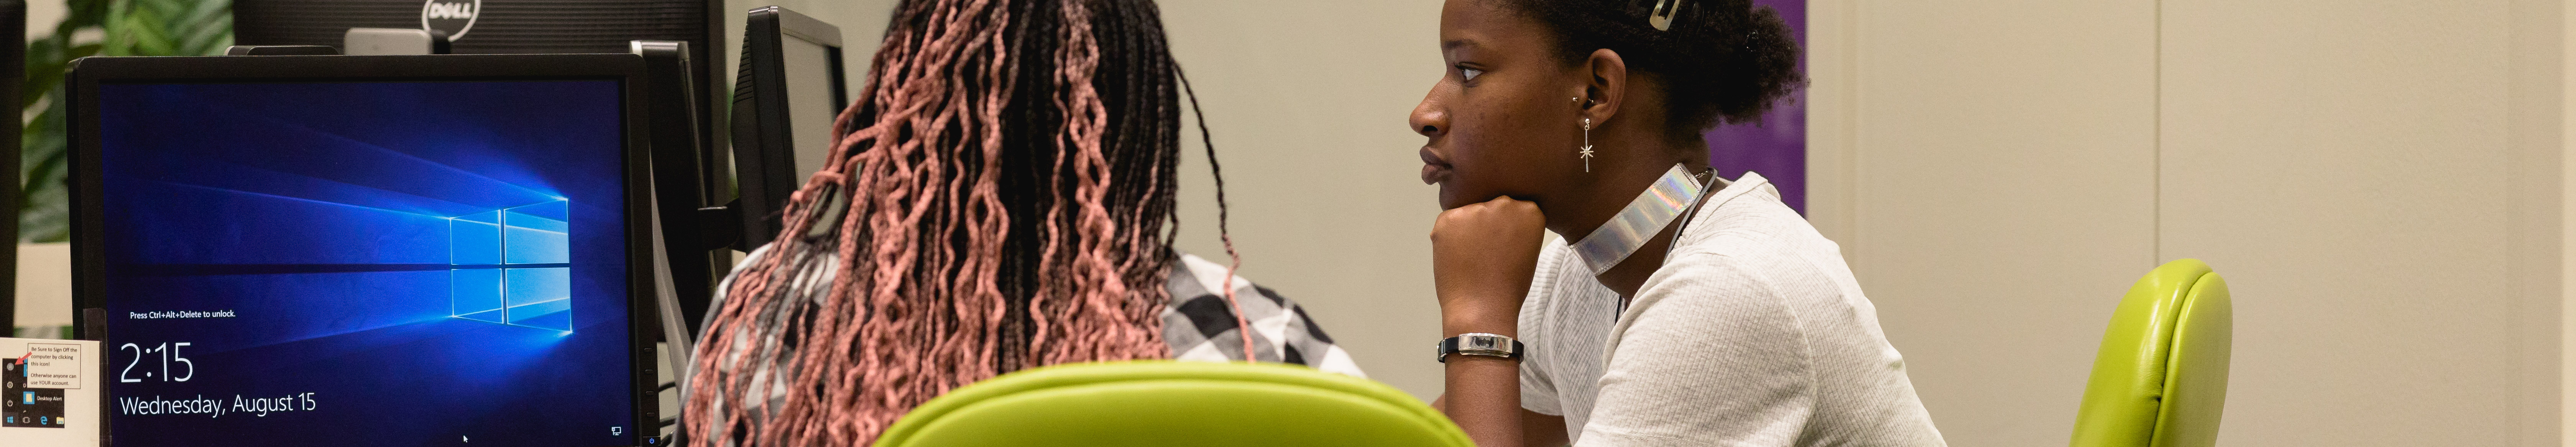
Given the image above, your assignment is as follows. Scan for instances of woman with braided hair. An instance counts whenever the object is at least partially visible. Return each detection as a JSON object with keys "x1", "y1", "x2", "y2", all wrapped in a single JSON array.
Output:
[
  {"x1": 1411, "y1": 0, "x2": 1945, "y2": 446},
  {"x1": 681, "y1": 0, "x2": 1358, "y2": 445}
]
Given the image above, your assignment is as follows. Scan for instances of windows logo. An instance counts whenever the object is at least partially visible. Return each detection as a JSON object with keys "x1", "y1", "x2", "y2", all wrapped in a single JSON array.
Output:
[{"x1": 449, "y1": 200, "x2": 573, "y2": 332}]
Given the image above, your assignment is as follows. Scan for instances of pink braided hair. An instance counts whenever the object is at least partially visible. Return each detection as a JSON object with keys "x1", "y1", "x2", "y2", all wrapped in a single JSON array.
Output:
[{"x1": 678, "y1": 0, "x2": 1202, "y2": 444}]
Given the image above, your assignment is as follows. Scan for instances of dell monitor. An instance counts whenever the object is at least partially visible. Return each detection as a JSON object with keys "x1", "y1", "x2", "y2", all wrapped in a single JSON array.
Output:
[
  {"x1": 728, "y1": 5, "x2": 847, "y2": 250},
  {"x1": 68, "y1": 54, "x2": 662, "y2": 446}
]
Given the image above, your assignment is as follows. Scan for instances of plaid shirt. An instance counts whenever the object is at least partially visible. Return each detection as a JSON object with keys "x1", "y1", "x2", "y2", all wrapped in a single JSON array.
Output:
[
  {"x1": 685, "y1": 248, "x2": 1362, "y2": 446},
  {"x1": 701, "y1": 247, "x2": 1364, "y2": 376},
  {"x1": 1162, "y1": 253, "x2": 1365, "y2": 376}
]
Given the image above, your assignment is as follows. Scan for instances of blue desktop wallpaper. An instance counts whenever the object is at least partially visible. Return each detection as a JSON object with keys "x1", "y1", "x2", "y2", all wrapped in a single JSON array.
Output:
[{"x1": 95, "y1": 80, "x2": 637, "y2": 446}]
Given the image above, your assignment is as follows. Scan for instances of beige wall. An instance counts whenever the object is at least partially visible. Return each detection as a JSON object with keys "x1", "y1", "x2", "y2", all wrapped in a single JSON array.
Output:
[
  {"x1": 1810, "y1": 0, "x2": 2160, "y2": 445},
  {"x1": 11, "y1": 244, "x2": 70, "y2": 329},
  {"x1": 2161, "y1": 1, "x2": 2561, "y2": 445},
  {"x1": 1819, "y1": 0, "x2": 2566, "y2": 445},
  {"x1": 2566, "y1": 0, "x2": 2576, "y2": 440},
  {"x1": 1155, "y1": 1, "x2": 1451, "y2": 398}
]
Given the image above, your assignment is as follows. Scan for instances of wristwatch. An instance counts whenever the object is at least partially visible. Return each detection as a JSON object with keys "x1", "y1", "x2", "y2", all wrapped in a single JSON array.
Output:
[{"x1": 1437, "y1": 332, "x2": 1525, "y2": 363}]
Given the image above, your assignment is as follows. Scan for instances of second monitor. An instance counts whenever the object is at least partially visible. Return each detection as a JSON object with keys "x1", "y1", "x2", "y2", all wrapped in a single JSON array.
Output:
[{"x1": 728, "y1": 5, "x2": 847, "y2": 251}]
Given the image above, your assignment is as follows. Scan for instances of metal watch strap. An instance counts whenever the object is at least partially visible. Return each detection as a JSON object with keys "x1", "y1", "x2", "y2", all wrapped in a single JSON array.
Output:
[{"x1": 1437, "y1": 332, "x2": 1525, "y2": 363}]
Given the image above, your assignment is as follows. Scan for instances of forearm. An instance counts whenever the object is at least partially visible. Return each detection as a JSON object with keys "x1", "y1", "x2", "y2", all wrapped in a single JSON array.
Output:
[
  {"x1": 1442, "y1": 311, "x2": 1523, "y2": 447},
  {"x1": 1426, "y1": 196, "x2": 1548, "y2": 447}
]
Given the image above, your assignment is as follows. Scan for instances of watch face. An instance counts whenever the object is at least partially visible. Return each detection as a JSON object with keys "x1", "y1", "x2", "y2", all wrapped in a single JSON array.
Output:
[
  {"x1": 1459, "y1": 334, "x2": 1509, "y2": 352},
  {"x1": 1439, "y1": 334, "x2": 1521, "y2": 363}
]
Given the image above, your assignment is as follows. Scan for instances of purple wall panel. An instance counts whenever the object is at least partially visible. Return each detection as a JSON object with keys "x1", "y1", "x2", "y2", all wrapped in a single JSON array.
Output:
[{"x1": 1703, "y1": 0, "x2": 1807, "y2": 213}]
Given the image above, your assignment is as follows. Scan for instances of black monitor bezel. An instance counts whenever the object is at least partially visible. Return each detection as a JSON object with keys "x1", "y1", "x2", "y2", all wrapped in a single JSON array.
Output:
[
  {"x1": 632, "y1": 41, "x2": 722, "y2": 344},
  {"x1": 730, "y1": 5, "x2": 847, "y2": 250},
  {"x1": 64, "y1": 54, "x2": 663, "y2": 446},
  {"x1": 0, "y1": 0, "x2": 26, "y2": 335}
]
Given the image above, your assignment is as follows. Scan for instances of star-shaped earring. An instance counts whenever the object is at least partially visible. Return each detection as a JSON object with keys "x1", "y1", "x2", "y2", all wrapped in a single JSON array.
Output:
[{"x1": 1579, "y1": 117, "x2": 1595, "y2": 172}]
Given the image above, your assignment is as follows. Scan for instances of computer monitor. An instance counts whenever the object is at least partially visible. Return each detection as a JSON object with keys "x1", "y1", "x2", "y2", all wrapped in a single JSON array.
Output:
[
  {"x1": 728, "y1": 5, "x2": 847, "y2": 250},
  {"x1": 630, "y1": 40, "x2": 721, "y2": 346},
  {"x1": 68, "y1": 54, "x2": 661, "y2": 446}
]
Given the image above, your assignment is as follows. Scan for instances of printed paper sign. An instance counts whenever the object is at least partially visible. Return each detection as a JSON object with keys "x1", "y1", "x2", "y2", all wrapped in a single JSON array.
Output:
[
  {"x1": 5, "y1": 337, "x2": 102, "y2": 445},
  {"x1": 23, "y1": 344, "x2": 82, "y2": 389}
]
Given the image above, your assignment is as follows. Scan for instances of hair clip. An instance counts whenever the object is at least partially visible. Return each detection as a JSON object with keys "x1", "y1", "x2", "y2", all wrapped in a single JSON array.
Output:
[{"x1": 1649, "y1": 0, "x2": 1681, "y2": 31}]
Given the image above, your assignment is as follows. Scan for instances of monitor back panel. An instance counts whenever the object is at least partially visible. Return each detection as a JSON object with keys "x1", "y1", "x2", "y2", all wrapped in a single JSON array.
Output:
[
  {"x1": 729, "y1": 6, "x2": 844, "y2": 249},
  {"x1": 235, "y1": 0, "x2": 715, "y2": 55}
]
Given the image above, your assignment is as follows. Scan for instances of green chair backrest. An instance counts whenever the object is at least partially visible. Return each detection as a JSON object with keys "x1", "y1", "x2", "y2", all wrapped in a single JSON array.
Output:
[
  {"x1": 2071, "y1": 259, "x2": 2234, "y2": 447},
  {"x1": 2071, "y1": 258, "x2": 2236, "y2": 447},
  {"x1": 873, "y1": 360, "x2": 1475, "y2": 447}
]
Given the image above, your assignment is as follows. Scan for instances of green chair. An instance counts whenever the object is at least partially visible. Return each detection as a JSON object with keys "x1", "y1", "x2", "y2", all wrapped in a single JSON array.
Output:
[
  {"x1": 873, "y1": 360, "x2": 1474, "y2": 447},
  {"x1": 2070, "y1": 259, "x2": 2234, "y2": 447}
]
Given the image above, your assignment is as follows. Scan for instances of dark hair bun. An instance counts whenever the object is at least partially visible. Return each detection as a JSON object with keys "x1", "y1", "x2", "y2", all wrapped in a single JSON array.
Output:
[{"x1": 1502, "y1": 0, "x2": 1804, "y2": 140}]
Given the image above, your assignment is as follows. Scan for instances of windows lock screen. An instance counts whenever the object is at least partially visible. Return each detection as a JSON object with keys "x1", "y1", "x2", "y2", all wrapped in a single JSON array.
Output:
[{"x1": 92, "y1": 80, "x2": 639, "y2": 447}]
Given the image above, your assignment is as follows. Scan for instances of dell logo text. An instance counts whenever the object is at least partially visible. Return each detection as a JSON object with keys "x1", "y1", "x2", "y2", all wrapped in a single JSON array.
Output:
[{"x1": 420, "y1": 0, "x2": 482, "y2": 40}]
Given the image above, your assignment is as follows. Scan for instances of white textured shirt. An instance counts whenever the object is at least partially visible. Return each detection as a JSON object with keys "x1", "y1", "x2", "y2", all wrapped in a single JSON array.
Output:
[{"x1": 1518, "y1": 172, "x2": 1946, "y2": 446}]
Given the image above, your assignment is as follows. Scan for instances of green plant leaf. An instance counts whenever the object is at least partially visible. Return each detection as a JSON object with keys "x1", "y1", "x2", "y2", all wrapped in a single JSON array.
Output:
[{"x1": 18, "y1": 0, "x2": 230, "y2": 242}]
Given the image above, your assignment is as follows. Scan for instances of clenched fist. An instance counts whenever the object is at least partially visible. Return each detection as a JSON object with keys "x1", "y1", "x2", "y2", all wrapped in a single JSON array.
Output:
[{"x1": 1431, "y1": 196, "x2": 1549, "y2": 332}]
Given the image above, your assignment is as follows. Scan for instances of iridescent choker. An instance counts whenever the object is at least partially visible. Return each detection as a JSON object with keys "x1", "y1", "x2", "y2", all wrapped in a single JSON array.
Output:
[{"x1": 1571, "y1": 164, "x2": 1708, "y2": 275}]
